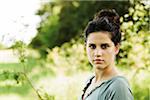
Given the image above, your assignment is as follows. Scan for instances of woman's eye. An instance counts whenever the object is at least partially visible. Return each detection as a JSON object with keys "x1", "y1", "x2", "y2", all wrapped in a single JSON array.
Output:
[
  {"x1": 89, "y1": 44, "x2": 96, "y2": 49},
  {"x1": 101, "y1": 44, "x2": 109, "y2": 49}
]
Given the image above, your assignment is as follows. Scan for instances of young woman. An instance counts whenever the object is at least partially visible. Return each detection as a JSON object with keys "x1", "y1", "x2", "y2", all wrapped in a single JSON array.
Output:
[{"x1": 80, "y1": 9, "x2": 134, "y2": 100}]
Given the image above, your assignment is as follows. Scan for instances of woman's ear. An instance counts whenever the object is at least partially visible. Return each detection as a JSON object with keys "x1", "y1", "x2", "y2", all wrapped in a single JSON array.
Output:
[{"x1": 115, "y1": 43, "x2": 120, "y2": 55}]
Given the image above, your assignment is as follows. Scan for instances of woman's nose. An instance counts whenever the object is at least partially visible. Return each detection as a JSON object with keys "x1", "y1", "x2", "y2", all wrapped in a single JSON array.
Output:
[{"x1": 94, "y1": 49, "x2": 102, "y2": 57}]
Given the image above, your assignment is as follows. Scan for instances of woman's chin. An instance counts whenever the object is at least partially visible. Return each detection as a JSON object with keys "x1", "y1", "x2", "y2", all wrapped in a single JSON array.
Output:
[{"x1": 93, "y1": 64, "x2": 107, "y2": 70}]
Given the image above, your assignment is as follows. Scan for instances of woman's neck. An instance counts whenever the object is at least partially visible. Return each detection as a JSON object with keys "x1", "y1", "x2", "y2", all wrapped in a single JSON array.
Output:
[{"x1": 94, "y1": 65, "x2": 119, "y2": 83}]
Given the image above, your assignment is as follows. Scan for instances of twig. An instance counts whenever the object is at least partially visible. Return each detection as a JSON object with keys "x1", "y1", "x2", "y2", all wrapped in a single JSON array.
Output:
[{"x1": 22, "y1": 63, "x2": 44, "y2": 100}]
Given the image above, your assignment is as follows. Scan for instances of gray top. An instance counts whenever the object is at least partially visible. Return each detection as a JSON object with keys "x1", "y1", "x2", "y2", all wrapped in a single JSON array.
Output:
[{"x1": 79, "y1": 76, "x2": 134, "y2": 100}]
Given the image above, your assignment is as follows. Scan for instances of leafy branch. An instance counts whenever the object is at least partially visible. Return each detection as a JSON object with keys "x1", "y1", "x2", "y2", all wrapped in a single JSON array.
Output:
[{"x1": 12, "y1": 41, "x2": 44, "y2": 100}]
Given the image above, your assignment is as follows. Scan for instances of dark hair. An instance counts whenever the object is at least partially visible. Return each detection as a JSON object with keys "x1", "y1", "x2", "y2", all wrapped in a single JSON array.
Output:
[{"x1": 84, "y1": 9, "x2": 121, "y2": 46}]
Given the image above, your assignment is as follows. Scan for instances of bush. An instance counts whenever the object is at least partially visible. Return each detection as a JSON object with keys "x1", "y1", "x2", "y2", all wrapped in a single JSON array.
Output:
[{"x1": 46, "y1": 38, "x2": 91, "y2": 76}]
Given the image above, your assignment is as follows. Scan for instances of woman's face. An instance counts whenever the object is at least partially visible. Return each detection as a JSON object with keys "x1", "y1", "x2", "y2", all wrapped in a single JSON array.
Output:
[{"x1": 86, "y1": 32, "x2": 119, "y2": 70}]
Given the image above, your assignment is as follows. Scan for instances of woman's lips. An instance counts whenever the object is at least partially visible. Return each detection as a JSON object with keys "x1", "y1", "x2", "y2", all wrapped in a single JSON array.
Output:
[{"x1": 93, "y1": 59, "x2": 104, "y2": 64}]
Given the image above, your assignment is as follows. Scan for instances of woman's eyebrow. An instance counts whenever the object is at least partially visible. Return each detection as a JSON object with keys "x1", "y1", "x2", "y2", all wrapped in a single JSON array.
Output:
[
  {"x1": 100, "y1": 43, "x2": 110, "y2": 45},
  {"x1": 88, "y1": 42, "x2": 112, "y2": 45},
  {"x1": 88, "y1": 43, "x2": 95, "y2": 45},
  {"x1": 100, "y1": 42, "x2": 112, "y2": 45}
]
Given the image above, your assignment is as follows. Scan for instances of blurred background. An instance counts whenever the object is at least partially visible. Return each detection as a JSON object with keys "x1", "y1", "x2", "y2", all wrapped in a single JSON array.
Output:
[{"x1": 0, "y1": 0, "x2": 149, "y2": 100}]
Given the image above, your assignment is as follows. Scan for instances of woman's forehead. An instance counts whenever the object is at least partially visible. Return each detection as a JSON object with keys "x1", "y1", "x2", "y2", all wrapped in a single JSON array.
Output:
[{"x1": 87, "y1": 32, "x2": 112, "y2": 43}]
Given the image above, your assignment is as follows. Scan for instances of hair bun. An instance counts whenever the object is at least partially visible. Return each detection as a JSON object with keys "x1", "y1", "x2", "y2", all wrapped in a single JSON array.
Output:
[
  {"x1": 84, "y1": 9, "x2": 121, "y2": 45},
  {"x1": 94, "y1": 9, "x2": 120, "y2": 28}
]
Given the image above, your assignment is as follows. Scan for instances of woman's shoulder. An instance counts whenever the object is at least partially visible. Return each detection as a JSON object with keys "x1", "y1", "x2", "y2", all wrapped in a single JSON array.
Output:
[
  {"x1": 109, "y1": 76, "x2": 129, "y2": 86},
  {"x1": 107, "y1": 76, "x2": 131, "y2": 92},
  {"x1": 101, "y1": 76, "x2": 134, "y2": 100}
]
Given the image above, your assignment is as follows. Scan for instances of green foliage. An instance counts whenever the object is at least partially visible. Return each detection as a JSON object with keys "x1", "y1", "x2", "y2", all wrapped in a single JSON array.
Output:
[
  {"x1": 0, "y1": 43, "x2": 5, "y2": 49},
  {"x1": 46, "y1": 38, "x2": 91, "y2": 75},
  {"x1": 11, "y1": 41, "x2": 27, "y2": 63},
  {"x1": 37, "y1": 88, "x2": 56, "y2": 100},
  {"x1": 118, "y1": 1, "x2": 150, "y2": 99},
  {"x1": 31, "y1": 1, "x2": 130, "y2": 56},
  {"x1": 0, "y1": 58, "x2": 55, "y2": 99},
  {"x1": 131, "y1": 70, "x2": 150, "y2": 100},
  {"x1": 8, "y1": 41, "x2": 54, "y2": 100},
  {"x1": 0, "y1": 70, "x2": 31, "y2": 95},
  {"x1": 118, "y1": 0, "x2": 150, "y2": 71}
]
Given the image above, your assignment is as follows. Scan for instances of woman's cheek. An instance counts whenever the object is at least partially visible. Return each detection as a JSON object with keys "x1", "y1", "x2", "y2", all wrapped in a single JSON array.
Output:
[
  {"x1": 107, "y1": 50, "x2": 115, "y2": 60},
  {"x1": 87, "y1": 50, "x2": 93, "y2": 63}
]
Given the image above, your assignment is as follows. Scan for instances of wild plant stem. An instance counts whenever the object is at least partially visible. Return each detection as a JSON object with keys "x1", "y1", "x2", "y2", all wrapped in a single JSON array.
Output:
[{"x1": 22, "y1": 62, "x2": 44, "y2": 100}]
